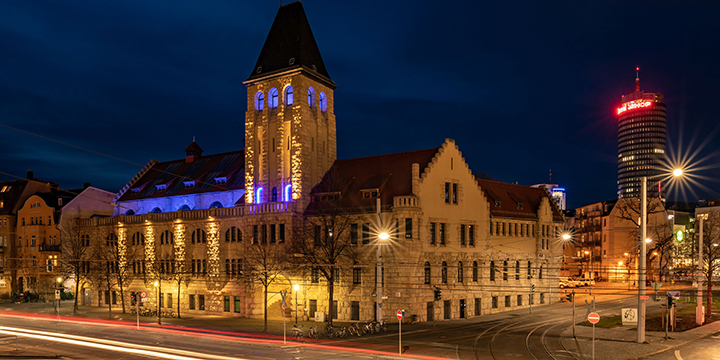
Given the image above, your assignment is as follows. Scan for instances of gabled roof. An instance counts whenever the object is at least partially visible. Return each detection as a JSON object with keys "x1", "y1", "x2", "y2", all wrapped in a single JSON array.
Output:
[
  {"x1": 0, "y1": 180, "x2": 28, "y2": 215},
  {"x1": 477, "y1": 179, "x2": 564, "y2": 222},
  {"x1": 306, "y1": 148, "x2": 439, "y2": 214},
  {"x1": 247, "y1": 1, "x2": 333, "y2": 84},
  {"x1": 116, "y1": 150, "x2": 245, "y2": 202}
]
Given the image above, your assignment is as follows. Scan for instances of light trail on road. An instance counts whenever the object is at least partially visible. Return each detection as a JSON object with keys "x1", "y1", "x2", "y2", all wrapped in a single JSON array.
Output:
[{"x1": 0, "y1": 326, "x2": 247, "y2": 360}]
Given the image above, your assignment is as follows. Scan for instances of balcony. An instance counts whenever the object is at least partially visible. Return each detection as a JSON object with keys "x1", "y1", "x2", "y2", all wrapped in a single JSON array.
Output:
[
  {"x1": 394, "y1": 195, "x2": 419, "y2": 208},
  {"x1": 76, "y1": 202, "x2": 296, "y2": 227}
]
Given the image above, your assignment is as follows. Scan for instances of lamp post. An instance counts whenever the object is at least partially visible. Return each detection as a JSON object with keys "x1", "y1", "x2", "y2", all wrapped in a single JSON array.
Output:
[
  {"x1": 375, "y1": 198, "x2": 388, "y2": 322},
  {"x1": 696, "y1": 213, "x2": 706, "y2": 325},
  {"x1": 154, "y1": 280, "x2": 161, "y2": 325},
  {"x1": 293, "y1": 284, "x2": 300, "y2": 324},
  {"x1": 637, "y1": 176, "x2": 648, "y2": 343},
  {"x1": 56, "y1": 277, "x2": 62, "y2": 315}
]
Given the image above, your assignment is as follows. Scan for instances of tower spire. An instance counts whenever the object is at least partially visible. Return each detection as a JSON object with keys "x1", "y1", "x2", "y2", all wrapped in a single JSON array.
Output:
[{"x1": 635, "y1": 66, "x2": 640, "y2": 92}]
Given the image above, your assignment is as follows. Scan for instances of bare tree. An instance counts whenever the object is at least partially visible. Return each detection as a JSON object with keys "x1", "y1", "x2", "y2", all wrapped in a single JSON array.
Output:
[
  {"x1": 60, "y1": 224, "x2": 92, "y2": 314},
  {"x1": 292, "y1": 201, "x2": 358, "y2": 326},
  {"x1": 245, "y1": 239, "x2": 288, "y2": 332},
  {"x1": 697, "y1": 212, "x2": 720, "y2": 318}
]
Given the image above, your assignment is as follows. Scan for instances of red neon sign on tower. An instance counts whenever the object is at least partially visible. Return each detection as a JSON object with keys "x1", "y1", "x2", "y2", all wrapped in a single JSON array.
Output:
[{"x1": 617, "y1": 100, "x2": 652, "y2": 115}]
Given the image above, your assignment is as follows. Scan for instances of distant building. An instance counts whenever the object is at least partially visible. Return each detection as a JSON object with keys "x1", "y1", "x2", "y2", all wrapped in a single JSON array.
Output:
[
  {"x1": 531, "y1": 183, "x2": 566, "y2": 210},
  {"x1": 617, "y1": 68, "x2": 667, "y2": 199}
]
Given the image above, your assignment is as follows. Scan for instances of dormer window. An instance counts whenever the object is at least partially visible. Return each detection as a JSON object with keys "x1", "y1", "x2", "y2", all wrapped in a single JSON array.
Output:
[
  {"x1": 361, "y1": 190, "x2": 379, "y2": 199},
  {"x1": 495, "y1": 200, "x2": 501, "y2": 207},
  {"x1": 214, "y1": 177, "x2": 227, "y2": 184},
  {"x1": 156, "y1": 184, "x2": 167, "y2": 191},
  {"x1": 130, "y1": 187, "x2": 142, "y2": 194},
  {"x1": 183, "y1": 180, "x2": 196, "y2": 187},
  {"x1": 517, "y1": 202, "x2": 524, "y2": 210}
]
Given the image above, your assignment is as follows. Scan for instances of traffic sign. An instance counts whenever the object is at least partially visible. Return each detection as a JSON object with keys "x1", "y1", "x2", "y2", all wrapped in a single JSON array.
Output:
[
  {"x1": 397, "y1": 310, "x2": 403, "y2": 320},
  {"x1": 588, "y1": 312, "x2": 600, "y2": 324},
  {"x1": 55, "y1": 290, "x2": 60, "y2": 300},
  {"x1": 140, "y1": 291, "x2": 147, "y2": 298},
  {"x1": 141, "y1": 298, "x2": 148, "y2": 303},
  {"x1": 667, "y1": 291, "x2": 680, "y2": 298},
  {"x1": 640, "y1": 295, "x2": 649, "y2": 300}
]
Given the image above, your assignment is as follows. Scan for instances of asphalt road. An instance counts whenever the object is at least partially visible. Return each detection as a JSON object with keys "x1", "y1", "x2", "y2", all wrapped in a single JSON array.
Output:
[{"x1": 640, "y1": 332, "x2": 720, "y2": 360}]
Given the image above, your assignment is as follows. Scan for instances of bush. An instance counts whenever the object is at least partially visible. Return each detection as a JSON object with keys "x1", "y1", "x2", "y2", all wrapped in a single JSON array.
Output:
[{"x1": 61, "y1": 291, "x2": 74, "y2": 301}]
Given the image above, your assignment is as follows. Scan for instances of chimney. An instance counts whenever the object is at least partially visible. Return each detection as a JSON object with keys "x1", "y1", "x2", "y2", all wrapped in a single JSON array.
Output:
[
  {"x1": 84, "y1": 183, "x2": 91, "y2": 189},
  {"x1": 27, "y1": 170, "x2": 34, "y2": 180}
]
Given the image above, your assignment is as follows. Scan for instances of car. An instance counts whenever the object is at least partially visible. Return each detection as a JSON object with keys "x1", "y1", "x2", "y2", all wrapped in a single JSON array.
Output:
[
  {"x1": 559, "y1": 277, "x2": 575, "y2": 288},
  {"x1": 574, "y1": 278, "x2": 595, "y2": 287}
]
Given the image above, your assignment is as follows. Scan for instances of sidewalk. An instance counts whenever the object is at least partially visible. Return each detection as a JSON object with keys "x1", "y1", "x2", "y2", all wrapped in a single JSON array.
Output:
[{"x1": 561, "y1": 313, "x2": 720, "y2": 360}]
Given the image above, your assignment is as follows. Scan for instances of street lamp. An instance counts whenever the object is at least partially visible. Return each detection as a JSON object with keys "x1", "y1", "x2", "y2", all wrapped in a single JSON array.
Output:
[
  {"x1": 56, "y1": 277, "x2": 62, "y2": 315},
  {"x1": 377, "y1": 231, "x2": 389, "y2": 322},
  {"x1": 696, "y1": 213, "x2": 707, "y2": 326},
  {"x1": 293, "y1": 284, "x2": 300, "y2": 324}
]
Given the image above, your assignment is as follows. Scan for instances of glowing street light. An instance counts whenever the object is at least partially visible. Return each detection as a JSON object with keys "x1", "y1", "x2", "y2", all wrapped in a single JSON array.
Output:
[
  {"x1": 562, "y1": 233, "x2": 571, "y2": 241},
  {"x1": 673, "y1": 169, "x2": 683, "y2": 177},
  {"x1": 293, "y1": 284, "x2": 300, "y2": 324}
]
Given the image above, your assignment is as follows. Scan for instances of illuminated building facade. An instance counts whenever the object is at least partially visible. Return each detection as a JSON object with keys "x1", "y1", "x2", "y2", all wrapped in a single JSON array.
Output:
[{"x1": 617, "y1": 70, "x2": 667, "y2": 199}]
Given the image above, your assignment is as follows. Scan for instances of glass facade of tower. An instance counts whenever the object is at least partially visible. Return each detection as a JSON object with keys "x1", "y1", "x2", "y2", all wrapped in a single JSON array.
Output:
[{"x1": 617, "y1": 91, "x2": 667, "y2": 199}]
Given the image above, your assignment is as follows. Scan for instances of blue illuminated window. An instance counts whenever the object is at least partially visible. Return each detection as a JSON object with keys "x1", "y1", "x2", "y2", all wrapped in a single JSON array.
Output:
[
  {"x1": 272, "y1": 187, "x2": 278, "y2": 202},
  {"x1": 256, "y1": 188, "x2": 263, "y2": 204},
  {"x1": 179, "y1": 205, "x2": 191, "y2": 211},
  {"x1": 151, "y1": 207, "x2": 162, "y2": 213},
  {"x1": 285, "y1": 85, "x2": 293, "y2": 105},
  {"x1": 255, "y1": 91, "x2": 264, "y2": 111},
  {"x1": 319, "y1": 92, "x2": 327, "y2": 111},
  {"x1": 269, "y1": 88, "x2": 278, "y2": 108},
  {"x1": 284, "y1": 184, "x2": 292, "y2": 201},
  {"x1": 209, "y1": 201, "x2": 223, "y2": 209},
  {"x1": 125, "y1": 209, "x2": 135, "y2": 215},
  {"x1": 308, "y1": 87, "x2": 315, "y2": 107}
]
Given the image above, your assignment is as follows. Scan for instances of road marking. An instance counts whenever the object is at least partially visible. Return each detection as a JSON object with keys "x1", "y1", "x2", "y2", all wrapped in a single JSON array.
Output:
[{"x1": 674, "y1": 350, "x2": 684, "y2": 360}]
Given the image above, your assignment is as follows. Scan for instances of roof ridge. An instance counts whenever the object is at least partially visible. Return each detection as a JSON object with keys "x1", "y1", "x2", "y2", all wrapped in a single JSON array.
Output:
[{"x1": 336, "y1": 147, "x2": 439, "y2": 163}]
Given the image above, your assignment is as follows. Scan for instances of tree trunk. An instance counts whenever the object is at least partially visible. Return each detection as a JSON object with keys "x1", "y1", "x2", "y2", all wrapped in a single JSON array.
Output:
[
  {"x1": 119, "y1": 280, "x2": 126, "y2": 314},
  {"x1": 73, "y1": 277, "x2": 81, "y2": 314},
  {"x1": 263, "y1": 284, "x2": 268, "y2": 332},
  {"x1": 327, "y1": 280, "x2": 334, "y2": 326},
  {"x1": 707, "y1": 276, "x2": 713, "y2": 319}
]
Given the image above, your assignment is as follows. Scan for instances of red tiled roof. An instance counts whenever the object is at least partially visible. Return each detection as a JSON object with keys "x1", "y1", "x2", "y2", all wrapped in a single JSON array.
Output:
[
  {"x1": 116, "y1": 150, "x2": 245, "y2": 202},
  {"x1": 306, "y1": 148, "x2": 439, "y2": 214},
  {"x1": 477, "y1": 179, "x2": 564, "y2": 222}
]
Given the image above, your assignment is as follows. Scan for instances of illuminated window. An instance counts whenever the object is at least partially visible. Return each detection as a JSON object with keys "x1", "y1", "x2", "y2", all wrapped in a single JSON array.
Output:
[
  {"x1": 272, "y1": 187, "x2": 278, "y2": 202},
  {"x1": 319, "y1": 92, "x2": 327, "y2": 111},
  {"x1": 268, "y1": 88, "x2": 278, "y2": 108},
  {"x1": 151, "y1": 207, "x2": 162, "y2": 213},
  {"x1": 256, "y1": 188, "x2": 263, "y2": 204},
  {"x1": 284, "y1": 184, "x2": 292, "y2": 201},
  {"x1": 255, "y1": 91, "x2": 264, "y2": 111},
  {"x1": 308, "y1": 87, "x2": 315, "y2": 107},
  {"x1": 125, "y1": 209, "x2": 135, "y2": 215},
  {"x1": 209, "y1": 201, "x2": 223, "y2": 209},
  {"x1": 285, "y1": 85, "x2": 293, "y2": 105}
]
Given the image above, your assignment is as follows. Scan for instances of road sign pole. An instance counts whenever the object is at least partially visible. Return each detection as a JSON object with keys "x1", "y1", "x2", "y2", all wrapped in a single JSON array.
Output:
[
  {"x1": 572, "y1": 290, "x2": 576, "y2": 338},
  {"x1": 397, "y1": 309, "x2": 404, "y2": 356},
  {"x1": 587, "y1": 312, "x2": 600, "y2": 360},
  {"x1": 592, "y1": 323, "x2": 595, "y2": 360},
  {"x1": 136, "y1": 299, "x2": 139, "y2": 330}
]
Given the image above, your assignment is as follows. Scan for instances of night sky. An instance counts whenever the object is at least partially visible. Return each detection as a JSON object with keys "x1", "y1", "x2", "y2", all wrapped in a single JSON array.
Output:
[{"x1": 2, "y1": 1, "x2": 720, "y2": 208}]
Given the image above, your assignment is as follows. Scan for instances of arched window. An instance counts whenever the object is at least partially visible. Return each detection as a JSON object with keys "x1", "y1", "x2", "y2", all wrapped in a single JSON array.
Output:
[
  {"x1": 131, "y1": 232, "x2": 145, "y2": 246},
  {"x1": 539, "y1": 265, "x2": 543, "y2": 279},
  {"x1": 490, "y1": 261, "x2": 495, "y2": 281},
  {"x1": 178, "y1": 204, "x2": 191, "y2": 211},
  {"x1": 319, "y1": 92, "x2": 327, "y2": 111},
  {"x1": 225, "y1": 227, "x2": 241, "y2": 242},
  {"x1": 160, "y1": 230, "x2": 173, "y2": 245},
  {"x1": 472, "y1": 261, "x2": 478, "y2": 282},
  {"x1": 271, "y1": 187, "x2": 278, "y2": 202},
  {"x1": 308, "y1": 87, "x2": 315, "y2": 107},
  {"x1": 424, "y1": 261, "x2": 431, "y2": 284},
  {"x1": 285, "y1": 85, "x2": 293, "y2": 105},
  {"x1": 268, "y1": 88, "x2": 278, "y2": 108},
  {"x1": 441, "y1": 261, "x2": 447, "y2": 283},
  {"x1": 255, "y1": 91, "x2": 264, "y2": 111},
  {"x1": 151, "y1": 207, "x2": 162, "y2": 213},
  {"x1": 256, "y1": 188, "x2": 263, "y2": 204},
  {"x1": 458, "y1": 261, "x2": 463, "y2": 282},
  {"x1": 125, "y1": 209, "x2": 135, "y2": 216},
  {"x1": 191, "y1": 228, "x2": 207, "y2": 244},
  {"x1": 284, "y1": 184, "x2": 292, "y2": 201},
  {"x1": 106, "y1": 233, "x2": 118, "y2": 247},
  {"x1": 209, "y1": 201, "x2": 223, "y2": 209}
]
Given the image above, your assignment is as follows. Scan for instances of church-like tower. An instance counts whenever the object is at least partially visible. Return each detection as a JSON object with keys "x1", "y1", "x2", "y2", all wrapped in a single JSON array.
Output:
[{"x1": 244, "y1": 1, "x2": 336, "y2": 208}]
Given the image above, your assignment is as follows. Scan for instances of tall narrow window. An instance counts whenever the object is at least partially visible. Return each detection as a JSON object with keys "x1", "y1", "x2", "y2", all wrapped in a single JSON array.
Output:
[
  {"x1": 460, "y1": 224, "x2": 466, "y2": 246},
  {"x1": 362, "y1": 223, "x2": 370, "y2": 244},
  {"x1": 503, "y1": 261, "x2": 508, "y2": 281},
  {"x1": 350, "y1": 224, "x2": 358, "y2": 245},
  {"x1": 424, "y1": 262, "x2": 431, "y2": 284},
  {"x1": 405, "y1": 218, "x2": 412, "y2": 239},
  {"x1": 469, "y1": 225, "x2": 475, "y2": 246},
  {"x1": 271, "y1": 187, "x2": 278, "y2": 202},
  {"x1": 515, "y1": 261, "x2": 520, "y2": 280},
  {"x1": 457, "y1": 262, "x2": 463, "y2": 282},
  {"x1": 441, "y1": 262, "x2": 447, "y2": 283},
  {"x1": 285, "y1": 85, "x2": 293, "y2": 105},
  {"x1": 255, "y1": 91, "x2": 264, "y2": 110},
  {"x1": 319, "y1": 92, "x2": 327, "y2": 111},
  {"x1": 439, "y1": 223, "x2": 446, "y2": 245},
  {"x1": 452, "y1": 183, "x2": 458, "y2": 204},
  {"x1": 268, "y1": 88, "x2": 278, "y2": 108},
  {"x1": 430, "y1": 222, "x2": 437, "y2": 244},
  {"x1": 308, "y1": 87, "x2": 315, "y2": 107},
  {"x1": 472, "y1": 261, "x2": 478, "y2": 282},
  {"x1": 444, "y1": 182, "x2": 450, "y2": 203},
  {"x1": 528, "y1": 261, "x2": 532, "y2": 279}
]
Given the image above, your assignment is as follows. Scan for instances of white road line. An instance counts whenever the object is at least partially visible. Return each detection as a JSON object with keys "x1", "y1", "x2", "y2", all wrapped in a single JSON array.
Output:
[{"x1": 674, "y1": 349, "x2": 684, "y2": 360}]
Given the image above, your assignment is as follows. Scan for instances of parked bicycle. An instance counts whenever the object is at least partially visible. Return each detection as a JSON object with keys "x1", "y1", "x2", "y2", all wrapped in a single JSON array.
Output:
[
  {"x1": 348, "y1": 323, "x2": 362, "y2": 337},
  {"x1": 323, "y1": 324, "x2": 335, "y2": 339},
  {"x1": 362, "y1": 320, "x2": 375, "y2": 334},
  {"x1": 292, "y1": 324, "x2": 305, "y2": 339},
  {"x1": 334, "y1": 325, "x2": 348, "y2": 339},
  {"x1": 307, "y1": 326, "x2": 318, "y2": 339}
]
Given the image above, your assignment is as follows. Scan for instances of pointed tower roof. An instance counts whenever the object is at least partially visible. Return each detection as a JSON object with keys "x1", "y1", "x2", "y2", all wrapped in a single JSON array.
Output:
[{"x1": 247, "y1": 1, "x2": 333, "y2": 85}]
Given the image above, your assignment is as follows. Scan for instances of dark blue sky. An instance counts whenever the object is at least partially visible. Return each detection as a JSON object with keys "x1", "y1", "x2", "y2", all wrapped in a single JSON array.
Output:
[{"x1": 2, "y1": 1, "x2": 720, "y2": 208}]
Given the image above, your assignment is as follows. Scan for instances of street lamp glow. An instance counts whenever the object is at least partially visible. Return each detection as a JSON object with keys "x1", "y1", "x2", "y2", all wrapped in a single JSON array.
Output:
[
  {"x1": 378, "y1": 232, "x2": 389, "y2": 240},
  {"x1": 562, "y1": 233, "x2": 571, "y2": 240},
  {"x1": 154, "y1": 281, "x2": 159, "y2": 287},
  {"x1": 645, "y1": 238, "x2": 652, "y2": 243},
  {"x1": 584, "y1": 250, "x2": 590, "y2": 255},
  {"x1": 293, "y1": 284, "x2": 299, "y2": 291},
  {"x1": 673, "y1": 169, "x2": 683, "y2": 177},
  {"x1": 618, "y1": 261, "x2": 624, "y2": 266},
  {"x1": 56, "y1": 277, "x2": 62, "y2": 283}
]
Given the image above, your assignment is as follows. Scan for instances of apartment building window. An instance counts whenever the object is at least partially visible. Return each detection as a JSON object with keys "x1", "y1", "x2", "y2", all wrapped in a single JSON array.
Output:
[
  {"x1": 362, "y1": 223, "x2": 370, "y2": 244},
  {"x1": 475, "y1": 298, "x2": 481, "y2": 316},
  {"x1": 405, "y1": 218, "x2": 412, "y2": 239},
  {"x1": 515, "y1": 261, "x2": 520, "y2": 280},
  {"x1": 350, "y1": 224, "x2": 358, "y2": 245},
  {"x1": 505, "y1": 296, "x2": 511, "y2": 307},
  {"x1": 490, "y1": 261, "x2": 495, "y2": 281},
  {"x1": 444, "y1": 182, "x2": 450, "y2": 203},
  {"x1": 235, "y1": 296, "x2": 242, "y2": 312},
  {"x1": 189, "y1": 295, "x2": 196, "y2": 310},
  {"x1": 424, "y1": 262, "x2": 431, "y2": 284},
  {"x1": 460, "y1": 224, "x2": 466, "y2": 246},
  {"x1": 527, "y1": 261, "x2": 532, "y2": 279},
  {"x1": 198, "y1": 295, "x2": 205, "y2": 310},
  {"x1": 457, "y1": 262, "x2": 463, "y2": 283},
  {"x1": 430, "y1": 222, "x2": 436, "y2": 244},
  {"x1": 311, "y1": 267, "x2": 320, "y2": 283},
  {"x1": 439, "y1": 223, "x2": 446, "y2": 245},
  {"x1": 261, "y1": 224, "x2": 267, "y2": 243},
  {"x1": 469, "y1": 225, "x2": 475, "y2": 246},
  {"x1": 452, "y1": 183, "x2": 458, "y2": 204},
  {"x1": 492, "y1": 296, "x2": 498, "y2": 309},
  {"x1": 314, "y1": 225, "x2": 322, "y2": 246},
  {"x1": 472, "y1": 261, "x2": 478, "y2": 282},
  {"x1": 353, "y1": 267, "x2": 361, "y2": 284},
  {"x1": 517, "y1": 295, "x2": 523, "y2": 306},
  {"x1": 270, "y1": 224, "x2": 276, "y2": 243},
  {"x1": 224, "y1": 296, "x2": 230, "y2": 312}
]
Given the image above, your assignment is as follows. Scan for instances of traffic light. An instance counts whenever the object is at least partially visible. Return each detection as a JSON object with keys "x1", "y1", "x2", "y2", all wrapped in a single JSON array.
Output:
[
  {"x1": 565, "y1": 293, "x2": 574, "y2": 302},
  {"x1": 433, "y1": 286, "x2": 442, "y2": 301},
  {"x1": 531, "y1": 284, "x2": 535, "y2": 292},
  {"x1": 130, "y1": 293, "x2": 136, "y2": 305}
]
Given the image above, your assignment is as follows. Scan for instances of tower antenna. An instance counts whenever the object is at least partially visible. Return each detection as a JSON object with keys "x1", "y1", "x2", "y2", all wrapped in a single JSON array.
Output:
[
  {"x1": 549, "y1": 169, "x2": 552, "y2": 184},
  {"x1": 635, "y1": 66, "x2": 640, "y2": 92}
]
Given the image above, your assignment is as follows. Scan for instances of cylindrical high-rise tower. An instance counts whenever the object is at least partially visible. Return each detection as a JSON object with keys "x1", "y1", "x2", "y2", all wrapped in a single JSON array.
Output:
[{"x1": 617, "y1": 69, "x2": 667, "y2": 199}]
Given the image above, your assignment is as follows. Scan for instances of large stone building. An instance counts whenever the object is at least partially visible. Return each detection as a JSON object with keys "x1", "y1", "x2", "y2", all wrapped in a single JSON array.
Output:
[{"x1": 73, "y1": 1, "x2": 564, "y2": 322}]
